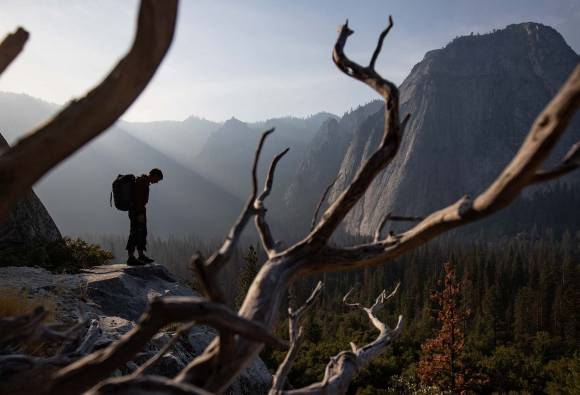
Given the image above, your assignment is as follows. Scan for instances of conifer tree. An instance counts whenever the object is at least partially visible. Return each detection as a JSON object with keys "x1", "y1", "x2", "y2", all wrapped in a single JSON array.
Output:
[
  {"x1": 417, "y1": 262, "x2": 475, "y2": 393},
  {"x1": 235, "y1": 245, "x2": 259, "y2": 309}
]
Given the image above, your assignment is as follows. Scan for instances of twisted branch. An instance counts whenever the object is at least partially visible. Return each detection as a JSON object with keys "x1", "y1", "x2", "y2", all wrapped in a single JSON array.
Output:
[
  {"x1": 256, "y1": 147, "x2": 290, "y2": 256},
  {"x1": 310, "y1": 17, "x2": 402, "y2": 243},
  {"x1": 48, "y1": 296, "x2": 285, "y2": 395},
  {"x1": 276, "y1": 284, "x2": 402, "y2": 394},
  {"x1": 270, "y1": 281, "x2": 324, "y2": 394},
  {"x1": 311, "y1": 174, "x2": 343, "y2": 232}
]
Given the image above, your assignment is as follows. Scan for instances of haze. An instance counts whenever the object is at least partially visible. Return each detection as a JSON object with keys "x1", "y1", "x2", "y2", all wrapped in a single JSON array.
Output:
[{"x1": 0, "y1": 0, "x2": 579, "y2": 123}]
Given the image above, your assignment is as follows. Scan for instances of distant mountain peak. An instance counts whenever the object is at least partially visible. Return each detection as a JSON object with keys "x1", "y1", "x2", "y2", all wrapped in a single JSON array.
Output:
[{"x1": 223, "y1": 116, "x2": 247, "y2": 128}]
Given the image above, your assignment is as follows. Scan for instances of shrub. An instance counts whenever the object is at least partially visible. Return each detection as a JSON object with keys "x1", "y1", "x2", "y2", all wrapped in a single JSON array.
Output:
[{"x1": 0, "y1": 237, "x2": 113, "y2": 273}]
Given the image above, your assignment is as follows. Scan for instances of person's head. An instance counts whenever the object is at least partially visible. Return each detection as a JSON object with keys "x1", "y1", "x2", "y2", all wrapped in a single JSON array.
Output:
[{"x1": 149, "y1": 168, "x2": 163, "y2": 184}]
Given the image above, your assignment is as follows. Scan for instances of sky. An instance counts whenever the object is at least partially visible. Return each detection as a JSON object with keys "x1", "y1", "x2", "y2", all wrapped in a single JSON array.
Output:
[{"x1": 0, "y1": 0, "x2": 578, "y2": 123}]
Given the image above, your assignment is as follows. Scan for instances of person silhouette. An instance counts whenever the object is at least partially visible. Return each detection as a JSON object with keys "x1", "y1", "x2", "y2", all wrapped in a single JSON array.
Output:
[{"x1": 126, "y1": 168, "x2": 163, "y2": 265}]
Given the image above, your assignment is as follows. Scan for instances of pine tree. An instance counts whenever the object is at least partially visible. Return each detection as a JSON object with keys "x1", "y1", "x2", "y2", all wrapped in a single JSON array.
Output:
[
  {"x1": 417, "y1": 262, "x2": 475, "y2": 393},
  {"x1": 235, "y1": 245, "x2": 259, "y2": 309}
]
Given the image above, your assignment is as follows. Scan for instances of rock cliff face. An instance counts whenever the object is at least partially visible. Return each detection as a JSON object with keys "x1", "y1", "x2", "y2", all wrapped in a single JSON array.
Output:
[
  {"x1": 0, "y1": 264, "x2": 271, "y2": 394},
  {"x1": 293, "y1": 22, "x2": 579, "y2": 236},
  {"x1": 282, "y1": 101, "x2": 382, "y2": 235},
  {"x1": 0, "y1": 132, "x2": 62, "y2": 247}
]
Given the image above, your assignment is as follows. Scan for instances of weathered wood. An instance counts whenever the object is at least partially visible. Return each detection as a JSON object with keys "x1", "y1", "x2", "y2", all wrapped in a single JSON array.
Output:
[
  {"x1": 48, "y1": 296, "x2": 285, "y2": 395},
  {"x1": 270, "y1": 282, "x2": 323, "y2": 394},
  {"x1": 0, "y1": 27, "x2": 28, "y2": 76},
  {"x1": 275, "y1": 284, "x2": 402, "y2": 394}
]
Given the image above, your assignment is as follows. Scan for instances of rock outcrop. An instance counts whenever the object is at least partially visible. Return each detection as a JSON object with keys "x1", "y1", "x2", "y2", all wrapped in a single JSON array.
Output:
[
  {"x1": 0, "y1": 263, "x2": 272, "y2": 394},
  {"x1": 0, "y1": 132, "x2": 62, "y2": 247}
]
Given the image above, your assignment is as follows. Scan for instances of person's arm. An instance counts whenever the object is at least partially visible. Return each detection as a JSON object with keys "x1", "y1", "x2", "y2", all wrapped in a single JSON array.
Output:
[{"x1": 133, "y1": 177, "x2": 148, "y2": 215}]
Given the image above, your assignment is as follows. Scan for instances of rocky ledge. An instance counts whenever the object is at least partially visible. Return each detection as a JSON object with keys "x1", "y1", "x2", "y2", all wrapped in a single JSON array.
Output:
[{"x1": 0, "y1": 263, "x2": 271, "y2": 394}]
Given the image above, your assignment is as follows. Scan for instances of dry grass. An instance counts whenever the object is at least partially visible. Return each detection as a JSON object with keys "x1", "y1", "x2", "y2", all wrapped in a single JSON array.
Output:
[
  {"x1": 0, "y1": 287, "x2": 58, "y2": 355},
  {"x1": 0, "y1": 287, "x2": 57, "y2": 319}
]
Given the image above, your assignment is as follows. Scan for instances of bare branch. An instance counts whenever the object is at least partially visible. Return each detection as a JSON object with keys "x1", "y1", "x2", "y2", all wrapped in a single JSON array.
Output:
[
  {"x1": 0, "y1": 0, "x2": 178, "y2": 221},
  {"x1": 131, "y1": 323, "x2": 195, "y2": 377},
  {"x1": 270, "y1": 282, "x2": 323, "y2": 394},
  {"x1": 278, "y1": 284, "x2": 402, "y2": 394},
  {"x1": 399, "y1": 113, "x2": 412, "y2": 137},
  {"x1": 310, "y1": 17, "x2": 402, "y2": 243},
  {"x1": 374, "y1": 213, "x2": 423, "y2": 242},
  {"x1": 311, "y1": 174, "x2": 343, "y2": 232},
  {"x1": 369, "y1": 16, "x2": 393, "y2": 70},
  {"x1": 0, "y1": 27, "x2": 29, "y2": 75},
  {"x1": 205, "y1": 129, "x2": 275, "y2": 277},
  {"x1": 532, "y1": 140, "x2": 580, "y2": 183},
  {"x1": 0, "y1": 305, "x2": 91, "y2": 347},
  {"x1": 87, "y1": 375, "x2": 212, "y2": 395},
  {"x1": 48, "y1": 296, "x2": 285, "y2": 395},
  {"x1": 256, "y1": 148, "x2": 290, "y2": 256},
  {"x1": 0, "y1": 317, "x2": 100, "y2": 395}
]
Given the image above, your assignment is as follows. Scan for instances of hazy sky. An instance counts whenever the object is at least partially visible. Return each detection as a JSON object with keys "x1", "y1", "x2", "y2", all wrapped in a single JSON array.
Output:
[{"x1": 0, "y1": 0, "x2": 578, "y2": 123}]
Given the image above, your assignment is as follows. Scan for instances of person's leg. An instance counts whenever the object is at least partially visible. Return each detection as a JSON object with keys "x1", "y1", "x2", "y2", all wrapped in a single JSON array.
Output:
[
  {"x1": 136, "y1": 211, "x2": 154, "y2": 263},
  {"x1": 126, "y1": 211, "x2": 142, "y2": 265}
]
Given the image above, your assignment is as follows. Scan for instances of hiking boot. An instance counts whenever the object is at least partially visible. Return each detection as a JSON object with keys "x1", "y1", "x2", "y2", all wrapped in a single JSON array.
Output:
[
  {"x1": 127, "y1": 256, "x2": 145, "y2": 266},
  {"x1": 138, "y1": 255, "x2": 155, "y2": 264}
]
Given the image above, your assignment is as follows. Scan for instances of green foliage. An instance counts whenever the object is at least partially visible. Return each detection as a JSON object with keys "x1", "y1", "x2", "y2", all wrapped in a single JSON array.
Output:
[
  {"x1": 235, "y1": 245, "x2": 259, "y2": 309},
  {"x1": 0, "y1": 236, "x2": 113, "y2": 273},
  {"x1": 260, "y1": 232, "x2": 579, "y2": 393},
  {"x1": 544, "y1": 352, "x2": 580, "y2": 394}
]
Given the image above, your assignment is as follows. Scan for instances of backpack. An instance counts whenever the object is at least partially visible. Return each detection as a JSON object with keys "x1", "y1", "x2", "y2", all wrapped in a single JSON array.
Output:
[{"x1": 110, "y1": 174, "x2": 135, "y2": 211}]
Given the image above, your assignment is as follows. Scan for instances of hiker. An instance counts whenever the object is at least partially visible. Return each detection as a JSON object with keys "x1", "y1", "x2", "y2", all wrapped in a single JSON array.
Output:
[{"x1": 125, "y1": 168, "x2": 163, "y2": 265}]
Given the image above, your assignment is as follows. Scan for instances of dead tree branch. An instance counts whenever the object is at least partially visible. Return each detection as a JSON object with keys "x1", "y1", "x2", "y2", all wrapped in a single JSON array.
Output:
[
  {"x1": 0, "y1": 305, "x2": 90, "y2": 347},
  {"x1": 0, "y1": 317, "x2": 100, "y2": 395},
  {"x1": 256, "y1": 147, "x2": 290, "y2": 256},
  {"x1": 48, "y1": 296, "x2": 285, "y2": 395},
  {"x1": 270, "y1": 281, "x2": 323, "y2": 394},
  {"x1": 0, "y1": 27, "x2": 29, "y2": 76},
  {"x1": 273, "y1": 284, "x2": 402, "y2": 394},
  {"x1": 311, "y1": 174, "x2": 343, "y2": 232},
  {"x1": 532, "y1": 140, "x2": 580, "y2": 183},
  {"x1": 87, "y1": 375, "x2": 212, "y2": 395},
  {"x1": 0, "y1": 0, "x2": 178, "y2": 221},
  {"x1": 131, "y1": 323, "x2": 195, "y2": 377},
  {"x1": 374, "y1": 213, "x2": 423, "y2": 242},
  {"x1": 310, "y1": 17, "x2": 403, "y2": 244}
]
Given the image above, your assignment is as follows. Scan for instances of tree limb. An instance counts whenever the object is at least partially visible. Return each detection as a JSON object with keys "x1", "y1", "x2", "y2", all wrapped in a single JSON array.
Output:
[
  {"x1": 310, "y1": 174, "x2": 342, "y2": 232},
  {"x1": 279, "y1": 284, "x2": 402, "y2": 394},
  {"x1": 309, "y1": 18, "x2": 401, "y2": 243},
  {"x1": 0, "y1": 27, "x2": 28, "y2": 76},
  {"x1": 87, "y1": 375, "x2": 213, "y2": 395},
  {"x1": 0, "y1": 318, "x2": 100, "y2": 395},
  {"x1": 48, "y1": 296, "x2": 285, "y2": 395},
  {"x1": 373, "y1": 213, "x2": 423, "y2": 242},
  {"x1": 532, "y1": 140, "x2": 580, "y2": 183},
  {"x1": 131, "y1": 323, "x2": 195, "y2": 377},
  {"x1": 256, "y1": 147, "x2": 290, "y2": 257},
  {"x1": 270, "y1": 281, "x2": 323, "y2": 394}
]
